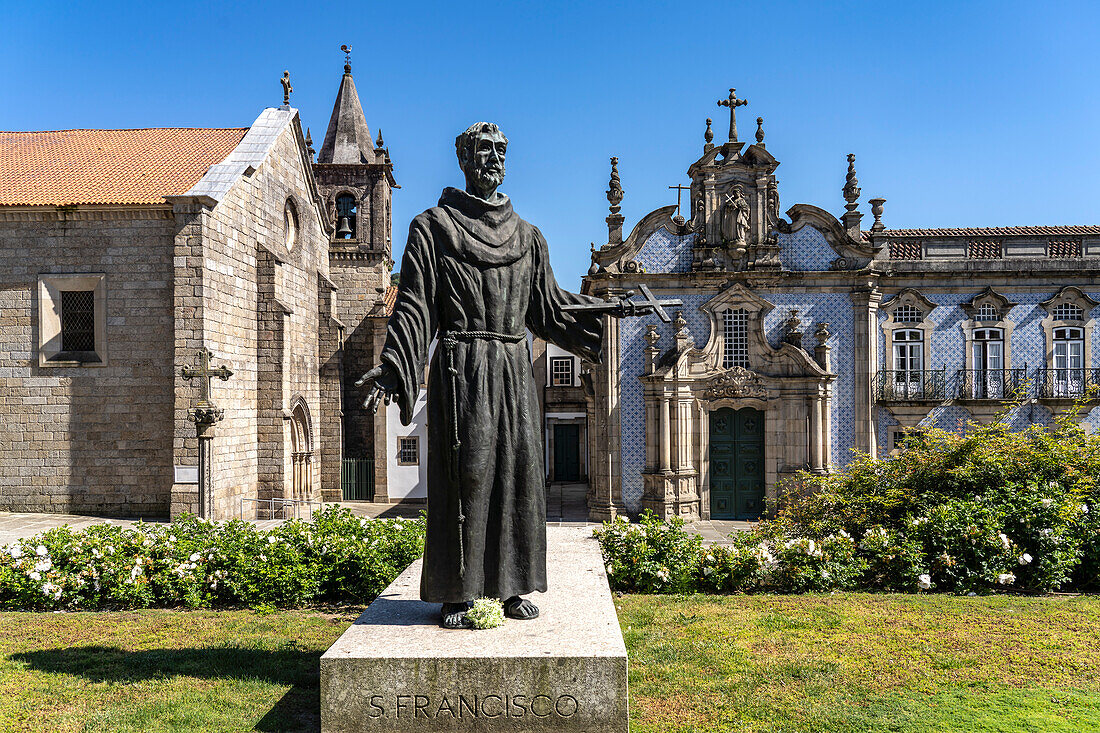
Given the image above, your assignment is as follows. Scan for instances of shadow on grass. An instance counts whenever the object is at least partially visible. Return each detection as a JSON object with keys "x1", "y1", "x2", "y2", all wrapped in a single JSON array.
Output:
[{"x1": 12, "y1": 645, "x2": 320, "y2": 732}]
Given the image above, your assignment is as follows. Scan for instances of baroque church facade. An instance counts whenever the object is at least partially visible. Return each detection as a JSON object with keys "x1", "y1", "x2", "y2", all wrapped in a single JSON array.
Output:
[
  {"x1": 0, "y1": 60, "x2": 396, "y2": 518},
  {"x1": 582, "y1": 89, "x2": 1100, "y2": 522}
]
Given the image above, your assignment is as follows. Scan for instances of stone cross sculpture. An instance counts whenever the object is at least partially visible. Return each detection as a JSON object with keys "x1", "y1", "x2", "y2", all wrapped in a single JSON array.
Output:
[
  {"x1": 357, "y1": 122, "x2": 670, "y2": 629},
  {"x1": 717, "y1": 87, "x2": 748, "y2": 143},
  {"x1": 181, "y1": 347, "x2": 232, "y2": 519}
]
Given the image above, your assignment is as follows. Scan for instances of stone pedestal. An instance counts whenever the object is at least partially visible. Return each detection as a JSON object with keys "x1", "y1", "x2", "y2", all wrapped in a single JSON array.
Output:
[{"x1": 320, "y1": 526, "x2": 628, "y2": 732}]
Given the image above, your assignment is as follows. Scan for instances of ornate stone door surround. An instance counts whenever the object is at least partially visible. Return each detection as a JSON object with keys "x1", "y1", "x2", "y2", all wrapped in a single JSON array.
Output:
[{"x1": 639, "y1": 284, "x2": 835, "y2": 520}]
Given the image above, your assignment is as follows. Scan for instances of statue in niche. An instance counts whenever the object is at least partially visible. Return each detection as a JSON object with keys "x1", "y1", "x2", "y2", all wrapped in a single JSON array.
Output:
[
  {"x1": 765, "y1": 180, "x2": 781, "y2": 232},
  {"x1": 356, "y1": 123, "x2": 663, "y2": 628},
  {"x1": 721, "y1": 185, "x2": 751, "y2": 255}
]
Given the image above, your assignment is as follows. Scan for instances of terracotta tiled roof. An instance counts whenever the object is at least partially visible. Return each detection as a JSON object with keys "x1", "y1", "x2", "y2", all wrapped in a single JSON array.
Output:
[
  {"x1": 383, "y1": 285, "x2": 399, "y2": 316},
  {"x1": 878, "y1": 225, "x2": 1100, "y2": 238},
  {"x1": 0, "y1": 127, "x2": 248, "y2": 206}
]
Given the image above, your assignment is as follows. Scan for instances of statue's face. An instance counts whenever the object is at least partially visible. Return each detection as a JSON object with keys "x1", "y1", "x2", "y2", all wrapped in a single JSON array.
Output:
[{"x1": 462, "y1": 130, "x2": 507, "y2": 195}]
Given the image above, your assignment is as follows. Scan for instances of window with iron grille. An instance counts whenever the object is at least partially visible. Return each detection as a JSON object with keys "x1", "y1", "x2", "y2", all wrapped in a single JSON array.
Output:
[
  {"x1": 722, "y1": 308, "x2": 749, "y2": 369},
  {"x1": 1052, "y1": 303, "x2": 1084, "y2": 321},
  {"x1": 976, "y1": 303, "x2": 1000, "y2": 322},
  {"x1": 60, "y1": 290, "x2": 96, "y2": 352},
  {"x1": 1048, "y1": 240, "x2": 1082, "y2": 259},
  {"x1": 968, "y1": 240, "x2": 1003, "y2": 259},
  {"x1": 889, "y1": 240, "x2": 922, "y2": 260},
  {"x1": 549, "y1": 356, "x2": 574, "y2": 387},
  {"x1": 893, "y1": 304, "x2": 923, "y2": 324},
  {"x1": 397, "y1": 436, "x2": 419, "y2": 466},
  {"x1": 892, "y1": 428, "x2": 924, "y2": 451}
]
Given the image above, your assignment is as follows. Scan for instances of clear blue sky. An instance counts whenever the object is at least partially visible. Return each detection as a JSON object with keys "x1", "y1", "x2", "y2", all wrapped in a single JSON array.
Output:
[{"x1": 4, "y1": 1, "x2": 1099, "y2": 288}]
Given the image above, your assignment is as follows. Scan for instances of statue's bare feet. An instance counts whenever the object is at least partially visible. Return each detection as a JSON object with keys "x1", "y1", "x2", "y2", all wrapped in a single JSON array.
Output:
[
  {"x1": 504, "y1": 595, "x2": 539, "y2": 620},
  {"x1": 441, "y1": 602, "x2": 471, "y2": 629}
]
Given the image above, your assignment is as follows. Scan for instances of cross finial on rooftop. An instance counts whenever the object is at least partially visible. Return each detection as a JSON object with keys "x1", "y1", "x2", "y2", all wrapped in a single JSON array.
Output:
[
  {"x1": 717, "y1": 88, "x2": 748, "y2": 142},
  {"x1": 668, "y1": 184, "x2": 690, "y2": 216}
]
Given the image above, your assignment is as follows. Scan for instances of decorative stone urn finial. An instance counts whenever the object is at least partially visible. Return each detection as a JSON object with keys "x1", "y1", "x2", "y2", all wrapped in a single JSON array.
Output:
[
  {"x1": 588, "y1": 243, "x2": 600, "y2": 276},
  {"x1": 869, "y1": 197, "x2": 886, "y2": 232},
  {"x1": 704, "y1": 118, "x2": 714, "y2": 152},
  {"x1": 756, "y1": 117, "x2": 765, "y2": 145}
]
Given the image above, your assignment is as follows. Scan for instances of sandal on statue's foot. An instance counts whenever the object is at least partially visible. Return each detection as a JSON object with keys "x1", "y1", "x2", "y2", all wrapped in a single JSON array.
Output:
[
  {"x1": 441, "y1": 601, "x2": 471, "y2": 629},
  {"x1": 504, "y1": 595, "x2": 539, "y2": 620}
]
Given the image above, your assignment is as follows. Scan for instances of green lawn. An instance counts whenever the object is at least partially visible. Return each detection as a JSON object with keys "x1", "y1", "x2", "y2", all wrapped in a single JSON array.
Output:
[
  {"x1": 620, "y1": 593, "x2": 1100, "y2": 733},
  {"x1": 0, "y1": 595, "x2": 1098, "y2": 732}
]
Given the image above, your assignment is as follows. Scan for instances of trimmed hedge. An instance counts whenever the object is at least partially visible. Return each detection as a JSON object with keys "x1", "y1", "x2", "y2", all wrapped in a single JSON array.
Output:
[
  {"x1": 0, "y1": 506, "x2": 425, "y2": 610},
  {"x1": 596, "y1": 409, "x2": 1100, "y2": 595}
]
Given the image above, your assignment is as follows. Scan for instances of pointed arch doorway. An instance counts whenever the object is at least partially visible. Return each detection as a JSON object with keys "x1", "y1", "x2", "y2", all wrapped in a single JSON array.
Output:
[{"x1": 709, "y1": 406, "x2": 765, "y2": 519}]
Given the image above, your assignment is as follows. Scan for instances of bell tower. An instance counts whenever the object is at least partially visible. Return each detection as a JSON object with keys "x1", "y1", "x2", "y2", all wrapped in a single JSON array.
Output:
[{"x1": 312, "y1": 46, "x2": 397, "y2": 501}]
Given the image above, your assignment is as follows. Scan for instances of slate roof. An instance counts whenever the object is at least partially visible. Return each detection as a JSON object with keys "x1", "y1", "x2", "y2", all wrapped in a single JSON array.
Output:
[
  {"x1": 184, "y1": 109, "x2": 296, "y2": 203},
  {"x1": 0, "y1": 127, "x2": 247, "y2": 206},
  {"x1": 877, "y1": 226, "x2": 1100, "y2": 238},
  {"x1": 317, "y1": 65, "x2": 376, "y2": 165}
]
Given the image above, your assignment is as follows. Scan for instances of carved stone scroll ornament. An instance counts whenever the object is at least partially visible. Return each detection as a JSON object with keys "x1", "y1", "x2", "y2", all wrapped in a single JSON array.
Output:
[{"x1": 702, "y1": 366, "x2": 768, "y2": 401}]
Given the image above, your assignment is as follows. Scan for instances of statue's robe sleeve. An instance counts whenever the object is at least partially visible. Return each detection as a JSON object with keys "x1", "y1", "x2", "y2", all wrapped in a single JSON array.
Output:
[
  {"x1": 525, "y1": 226, "x2": 605, "y2": 363},
  {"x1": 380, "y1": 216, "x2": 437, "y2": 426}
]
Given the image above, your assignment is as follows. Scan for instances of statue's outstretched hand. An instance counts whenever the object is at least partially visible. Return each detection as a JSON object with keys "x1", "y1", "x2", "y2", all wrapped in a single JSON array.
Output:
[
  {"x1": 611, "y1": 293, "x2": 655, "y2": 319},
  {"x1": 355, "y1": 363, "x2": 400, "y2": 414}
]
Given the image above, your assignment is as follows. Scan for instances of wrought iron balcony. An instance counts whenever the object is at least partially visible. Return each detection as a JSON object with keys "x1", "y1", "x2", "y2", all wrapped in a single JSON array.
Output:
[
  {"x1": 874, "y1": 369, "x2": 948, "y2": 402},
  {"x1": 1035, "y1": 368, "x2": 1100, "y2": 400},
  {"x1": 954, "y1": 368, "x2": 1030, "y2": 401}
]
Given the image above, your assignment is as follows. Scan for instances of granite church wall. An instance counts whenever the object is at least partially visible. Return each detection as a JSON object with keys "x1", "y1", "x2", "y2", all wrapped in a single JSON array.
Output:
[
  {"x1": 173, "y1": 123, "x2": 329, "y2": 518},
  {"x1": 0, "y1": 209, "x2": 177, "y2": 516}
]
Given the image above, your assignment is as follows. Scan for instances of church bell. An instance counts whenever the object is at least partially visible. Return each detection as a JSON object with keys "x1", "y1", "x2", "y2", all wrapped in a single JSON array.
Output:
[{"x1": 336, "y1": 217, "x2": 353, "y2": 238}]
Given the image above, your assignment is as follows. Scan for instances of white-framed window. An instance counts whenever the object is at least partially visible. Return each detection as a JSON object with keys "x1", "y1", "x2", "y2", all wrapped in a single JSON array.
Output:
[
  {"x1": 976, "y1": 303, "x2": 1000, "y2": 322},
  {"x1": 549, "y1": 356, "x2": 574, "y2": 387},
  {"x1": 397, "y1": 436, "x2": 419, "y2": 466},
  {"x1": 722, "y1": 308, "x2": 749, "y2": 369},
  {"x1": 892, "y1": 329, "x2": 924, "y2": 396},
  {"x1": 1052, "y1": 326, "x2": 1085, "y2": 397},
  {"x1": 38, "y1": 274, "x2": 107, "y2": 367},
  {"x1": 1052, "y1": 303, "x2": 1084, "y2": 322},
  {"x1": 893, "y1": 305, "x2": 923, "y2": 324},
  {"x1": 971, "y1": 328, "x2": 1005, "y2": 398}
]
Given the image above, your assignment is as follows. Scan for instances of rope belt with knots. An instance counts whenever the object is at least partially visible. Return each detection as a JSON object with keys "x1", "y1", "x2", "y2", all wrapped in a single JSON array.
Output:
[{"x1": 439, "y1": 329, "x2": 526, "y2": 578}]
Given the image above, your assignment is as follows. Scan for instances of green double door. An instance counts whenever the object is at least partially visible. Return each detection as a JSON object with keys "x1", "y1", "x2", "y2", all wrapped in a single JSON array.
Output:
[{"x1": 709, "y1": 407, "x2": 765, "y2": 519}]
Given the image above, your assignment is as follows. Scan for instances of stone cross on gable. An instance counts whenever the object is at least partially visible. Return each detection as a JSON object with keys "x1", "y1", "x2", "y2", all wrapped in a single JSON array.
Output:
[
  {"x1": 281, "y1": 71, "x2": 293, "y2": 106},
  {"x1": 181, "y1": 347, "x2": 233, "y2": 413},
  {"x1": 717, "y1": 88, "x2": 748, "y2": 143}
]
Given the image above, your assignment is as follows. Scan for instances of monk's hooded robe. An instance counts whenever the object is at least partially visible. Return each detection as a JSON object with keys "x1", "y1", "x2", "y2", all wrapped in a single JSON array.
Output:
[{"x1": 380, "y1": 186, "x2": 605, "y2": 603}]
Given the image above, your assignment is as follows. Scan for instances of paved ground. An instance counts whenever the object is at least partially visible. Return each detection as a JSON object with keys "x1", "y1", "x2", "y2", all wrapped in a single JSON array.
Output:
[{"x1": 0, "y1": 486, "x2": 754, "y2": 546}]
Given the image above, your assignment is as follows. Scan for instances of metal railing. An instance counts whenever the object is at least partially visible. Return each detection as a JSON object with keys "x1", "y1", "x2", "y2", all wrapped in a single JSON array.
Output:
[
  {"x1": 240, "y1": 496, "x2": 322, "y2": 520},
  {"x1": 874, "y1": 369, "x2": 948, "y2": 401},
  {"x1": 1035, "y1": 368, "x2": 1100, "y2": 399},
  {"x1": 954, "y1": 368, "x2": 1029, "y2": 400},
  {"x1": 341, "y1": 457, "x2": 376, "y2": 501}
]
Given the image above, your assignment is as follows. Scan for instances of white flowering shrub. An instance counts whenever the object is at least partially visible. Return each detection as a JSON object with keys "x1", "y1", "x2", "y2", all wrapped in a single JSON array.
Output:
[
  {"x1": 594, "y1": 514, "x2": 702, "y2": 593},
  {"x1": 0, "y1": 506, "x2": 424, "y2": 611}
]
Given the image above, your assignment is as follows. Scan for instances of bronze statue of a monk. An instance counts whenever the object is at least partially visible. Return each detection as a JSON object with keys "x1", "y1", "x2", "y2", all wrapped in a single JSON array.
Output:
[{"x1": 357, "y1": 122, "x2": 654, "y2": 628}]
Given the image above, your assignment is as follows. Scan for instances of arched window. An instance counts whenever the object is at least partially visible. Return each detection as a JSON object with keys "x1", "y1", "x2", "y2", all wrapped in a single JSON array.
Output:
[
  {"x1": 290, "y1": 403, "x2": 313, "y2": 500},
  {"x1": 976, "y1": 303, "x2": 999, "y2": 322},
  {"x1": 336, "y1": 194, "x2": 357, "y2": 239},
  {"x1": 283, "y1": 200, "x2": 298, "y2": 250},
  {"x1": 1052, "y1": 303, "x2": 1084, "y2": 321},
  {"x1": 722, "y1": 308, "x2": 749, "y2": 369},
  {"x1": 893, "y1": 305, "x2": 923, "y2": 324}
]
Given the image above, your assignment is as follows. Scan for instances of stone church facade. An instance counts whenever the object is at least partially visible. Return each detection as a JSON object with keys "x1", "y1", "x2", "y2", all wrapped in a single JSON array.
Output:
[
  {"x1": 583, "y1": 90, "x2": 1100, "y2": 522},
  {"x1": 0, "y1": 62, "x2": 395, "y2": 518}
]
